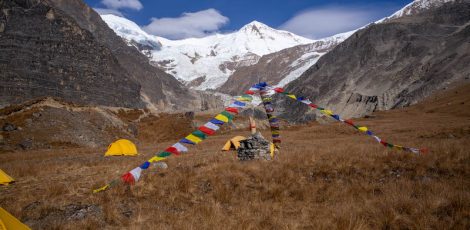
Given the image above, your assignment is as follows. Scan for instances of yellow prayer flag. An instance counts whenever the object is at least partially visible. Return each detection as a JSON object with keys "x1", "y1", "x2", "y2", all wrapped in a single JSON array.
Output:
[
  {"x1": 215, "y1": 114, "x2": 229, "y2": 123},
  {"x1": 287, "y1": 94, "x2": 297, "y2": 100},
  {"x1": 185, "y1": 134, "x2": 203, "y2": 144},
  {"x1": 358, "y1": 127, "x2": 368, "y2": 132},
  {"x1": 323, "y1": 110, "x2": 333, "y2": 116},
  {"x1": 149, "y1": 156, "x2": 166, "y2": 163}
]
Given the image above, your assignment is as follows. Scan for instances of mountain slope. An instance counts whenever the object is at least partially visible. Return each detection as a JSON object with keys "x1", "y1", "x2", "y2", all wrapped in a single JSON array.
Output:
[
  {"x1": 0, "y1": 0, "x2": 142, "y2": 108},
  {"x1": 377, "y1": 0, "x2": 455, "y2": 23},
  {"x1": 48, "y1": 0, "x2": 220, "y2": 112},
  {"x1": 218, "y1": 31, "x2": 354, "y2": 95},
  {"x1": 279, "y1": 0, "x2": 470, "y2": 122},
  {"x1": 0, "y1": 0, "x2": 220, "y2": 111}
]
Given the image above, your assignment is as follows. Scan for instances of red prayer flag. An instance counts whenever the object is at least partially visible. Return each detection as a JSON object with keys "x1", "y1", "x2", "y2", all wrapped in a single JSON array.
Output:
[
  {"x1": 344, "y1": 119, "x2": 355, "y2": 126},
  {"x1": 165, "y1": 146, "x2": 180, "y2": 155},
  {"x1": 380, "y1": 140, "x2": 387, "y2": 147},
  {"x1": 308, "y1": 104, "x2": 318, "y2": 109},
  {"x1": 245, "y1": 90, "x2": 255, "y2": 95},
  {"x1": 198, "y1": 126, "x2": 216, "y2": 135},
  {"x1": 420, "y1": 148, "x2": 429, "y2": 154},
  {"x1": 121, "y1": 172, "x2": 135, "y2": 185},
  {"x1": 225, "y1": 107, "x2": 239, "y2": 114},
  {"x1": 274, "y1": 87, "x2": 284, "y2": 93}
]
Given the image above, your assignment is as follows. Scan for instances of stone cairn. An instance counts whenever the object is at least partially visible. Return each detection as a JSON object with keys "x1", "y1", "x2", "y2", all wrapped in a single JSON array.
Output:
[{"x1": 237, "y1": 132, "x2": 272, "y2": 161}]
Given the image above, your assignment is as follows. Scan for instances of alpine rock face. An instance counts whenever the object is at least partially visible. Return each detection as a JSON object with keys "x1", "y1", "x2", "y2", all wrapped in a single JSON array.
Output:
[
  {"x1": 278, "y1": 0, "x2": 469, "y2": 122},
  {"x1": 0, "y1": 0, "x2": 222, "y2": 111}
]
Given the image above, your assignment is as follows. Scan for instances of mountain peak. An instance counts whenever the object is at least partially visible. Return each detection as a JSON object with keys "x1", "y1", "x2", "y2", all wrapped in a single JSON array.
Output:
[{"x1": 240, "y1": 20, "x2": 271, "y2": 32}]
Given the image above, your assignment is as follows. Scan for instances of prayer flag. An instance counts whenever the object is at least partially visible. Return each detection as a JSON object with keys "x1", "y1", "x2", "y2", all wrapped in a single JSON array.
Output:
[
  {"x1": 210, "y1": 118, "x2": 225, "y2": 125},
  {"x1": 199, "y1": 126, "x2": 216, "y2": 135},
  {"x1": 172, "y1": 143, "x2": 188, "y2": 153},
  {"x1": 204, "y1": 122, "x2": 220, "y2": 131},
  {"x1": 185, "y1": 134, "x2": 202, "y2": 144}
]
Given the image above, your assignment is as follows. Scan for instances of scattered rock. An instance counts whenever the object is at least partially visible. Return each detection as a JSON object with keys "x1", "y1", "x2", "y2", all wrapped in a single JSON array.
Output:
[
  {"x1": 184, "y1": 111, "x2": 195, "y2": 120},
  {"x1": 2, "y1": 123, "x2": 17, "y2": 131},
  {"x1": 32, "y1": 112, "x2": 41, "y2": 118},
  {"x1": 127, "y1": 124, "x2": 138, "y2": 136},
  {"x1": 154, "y1": 162, "x2": 168, "y2": 169},
  {"x1": 19, "y1": 139, "x2": 33, "y2": 150},
  {"x1": 65, "y1": 204, "x2": 101, "y2": 220}
]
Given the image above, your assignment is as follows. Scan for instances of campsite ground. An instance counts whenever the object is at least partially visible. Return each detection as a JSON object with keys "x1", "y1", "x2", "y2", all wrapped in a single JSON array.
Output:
[{"x1": 1, "y1": 83, "x2": 469, "y2": 229}]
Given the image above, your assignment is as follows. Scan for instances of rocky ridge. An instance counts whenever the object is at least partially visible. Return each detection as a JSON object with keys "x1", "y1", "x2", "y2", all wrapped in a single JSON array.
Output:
[{"x1": 278, "y1": 0, "x2": 470, "y2": 122}]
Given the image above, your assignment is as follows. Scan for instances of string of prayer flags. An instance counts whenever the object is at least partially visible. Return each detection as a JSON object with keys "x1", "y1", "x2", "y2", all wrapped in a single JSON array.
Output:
[
  {"x1": 273, "y1": 86, "x2": 426, "y2": 154},
  {"x1": 256, "y1": 82, "x2": 281, "y2": 149},
  {"x1": 93, "y1": 94, "x2": 254, "y2": 193}
]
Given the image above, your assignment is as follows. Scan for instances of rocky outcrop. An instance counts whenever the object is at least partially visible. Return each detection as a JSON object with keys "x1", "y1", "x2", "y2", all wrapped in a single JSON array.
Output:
[{"x1": 279, "y1": 1, "x2": 470, "y2": 122}]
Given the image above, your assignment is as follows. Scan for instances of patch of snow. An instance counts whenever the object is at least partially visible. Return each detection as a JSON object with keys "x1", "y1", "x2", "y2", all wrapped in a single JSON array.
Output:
[
  {"x1": 101, "y1": 14, "x2": 161, "y2": 49},
  {"x1": 277, "y1": 52, "x2": 324, "y2": 87}
]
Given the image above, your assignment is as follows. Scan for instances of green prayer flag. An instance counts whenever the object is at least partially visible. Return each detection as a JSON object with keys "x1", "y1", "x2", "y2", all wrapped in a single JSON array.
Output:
[
  {"x1": 157, "y1": 151, "x2": 172, "y2": 157},
  {"x1": 220, "y1": 111, "x2": 234, "y2": 121},
  {"x1": 192, "y1": 130, "x2": 207, "y2": 140}
]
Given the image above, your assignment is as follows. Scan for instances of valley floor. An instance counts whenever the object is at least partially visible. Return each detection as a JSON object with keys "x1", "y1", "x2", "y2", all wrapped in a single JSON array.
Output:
[{"x1": 1, "y1": 84, "x2": 469, "y2": 229}]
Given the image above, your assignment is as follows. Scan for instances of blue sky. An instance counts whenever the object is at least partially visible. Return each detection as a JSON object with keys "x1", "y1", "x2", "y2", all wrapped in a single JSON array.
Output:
[{"x1": 84, "y1": 0, "x2": 412, "y2": 39}]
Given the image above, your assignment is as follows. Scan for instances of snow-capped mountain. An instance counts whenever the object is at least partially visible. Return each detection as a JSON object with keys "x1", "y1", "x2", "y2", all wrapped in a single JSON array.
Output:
[
  {"x1": 101, "y1": 0, "x2": 454, "y2": 93},
  {"x1": 151, "y1": 21, "x2": 314, "y2": 90},
  {"x1": 101, "y1": 16, "x2": 314, "y2": 90}
]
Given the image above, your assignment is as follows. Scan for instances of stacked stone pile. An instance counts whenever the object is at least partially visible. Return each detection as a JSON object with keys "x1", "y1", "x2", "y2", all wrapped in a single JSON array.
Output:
[{"x1": 237, "y1": 132, "x2": 272, "y2": 161}]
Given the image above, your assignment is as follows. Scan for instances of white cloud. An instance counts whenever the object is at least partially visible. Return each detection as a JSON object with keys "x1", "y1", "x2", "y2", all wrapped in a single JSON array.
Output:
[
  {"x1": 143, "y1": 9, "x2": 229, "y2": 39},
  {"x1": 94, "y1": 8, "x2": 124, "y2": 17},
  {"x1": 280, "y1": 6, "x2": 385, "y2": 39},
  {"x1": 101, "y1": 0, "x2": 143, "y2": 11}
]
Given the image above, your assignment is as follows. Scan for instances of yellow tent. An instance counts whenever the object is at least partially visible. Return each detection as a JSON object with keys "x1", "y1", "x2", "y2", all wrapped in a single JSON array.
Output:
[
  {"x1": 0, "y1": 207, "x2": 31, "y2": 230},
  {"x1": 222, "y1": 136, "x2": 246, "y2": 151},
  {"x1": 105, "y1": 139, "x2": 138, "y2": 156},
  {"x1": 0, "y1": 169, "x2": 14, "y2": 185}
]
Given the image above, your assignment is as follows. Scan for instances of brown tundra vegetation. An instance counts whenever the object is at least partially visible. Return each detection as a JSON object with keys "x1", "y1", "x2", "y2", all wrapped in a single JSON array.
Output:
[{"x1": 1, "y1": 83, "x2": 469, "y2": 229}]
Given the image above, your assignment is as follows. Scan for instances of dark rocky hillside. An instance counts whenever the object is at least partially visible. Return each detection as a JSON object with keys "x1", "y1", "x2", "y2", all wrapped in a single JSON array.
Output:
[
  {"x1": 279, "y1": 0, "x2": 470, "y2": 122},
  {"x1": 0, "y1": 0, "x2": 142, "y2": 108},
  {"x1": 0, "y1": 0, "x2": 222, "y2": 111}
]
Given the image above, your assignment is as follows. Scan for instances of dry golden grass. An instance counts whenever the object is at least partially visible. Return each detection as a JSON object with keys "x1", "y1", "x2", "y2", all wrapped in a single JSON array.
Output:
[{"x1": 1, "y1": 84, "x2": 469, "y2": 229}]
